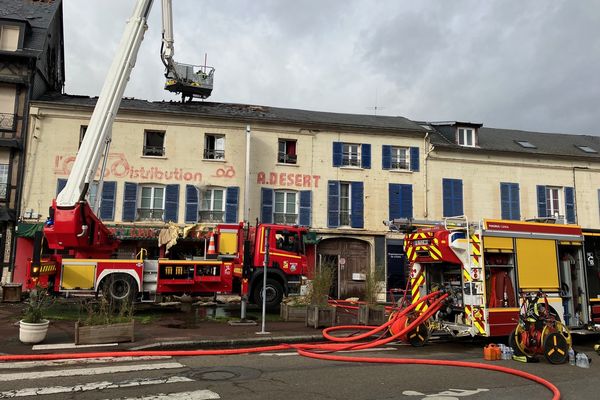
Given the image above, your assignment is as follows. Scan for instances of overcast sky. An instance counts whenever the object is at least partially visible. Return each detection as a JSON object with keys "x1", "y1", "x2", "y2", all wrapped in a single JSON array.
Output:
[{"x1": 63, "y1": 0, "x2": 600, "y2": 136}]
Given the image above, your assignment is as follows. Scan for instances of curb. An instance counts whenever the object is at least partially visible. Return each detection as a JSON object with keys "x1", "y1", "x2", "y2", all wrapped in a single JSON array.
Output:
[{"x1": 129, "y1": 334, "x2": 325, "y2": 351}]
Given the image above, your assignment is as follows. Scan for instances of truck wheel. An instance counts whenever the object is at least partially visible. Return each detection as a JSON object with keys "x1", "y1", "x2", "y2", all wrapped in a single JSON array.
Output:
[
  {"x1": 102, "y1": 274, "x2": 137, "y2": 304},
  {"x1": 252, "y1": 278, "x2": 284, "y2": 310}
]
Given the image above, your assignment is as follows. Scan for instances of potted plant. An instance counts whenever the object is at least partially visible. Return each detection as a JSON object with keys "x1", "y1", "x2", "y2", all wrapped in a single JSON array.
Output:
[
  {"x1": 358, "y1": 267, "x2": 386, "y2": 326},
  {"x1": 306, "y1": 263, "x2": 336, "y2": 328},
  {"x1": 75, "y1": 295, "x2": 135, "y2": 345},
  {"x1": 280, "y1": 294, "x2": 309, "y2": 322},
  {"x1": 19, "y1": 286, "x2": 52, "y2": 344}
]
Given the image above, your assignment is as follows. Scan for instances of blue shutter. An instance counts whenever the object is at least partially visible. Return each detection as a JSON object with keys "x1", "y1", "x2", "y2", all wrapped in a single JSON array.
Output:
[
  {"x1": 537, "y1": 185, "x2": 547, "y2": 218},
  {"x1": 122, "y1": 182, "x2": 138, "y2": 222},
  {"x1": 443, "y1": 178, "x2": 463, "y2": 217},
  {"x1": 389, "y1": 183, "x2": 401, "y2": 219},
  {"x1": 164, "y1": 184, "x2": 179, "y2": 222},
  {"x1": 565, "y1": 187, "x2": 575, "y2": 224},
  {"x1": 99, "y1": 181, "x2": 116, "y2": 221},
  {"x1": 382, "y1": 145, "x2": 391, "y2": 170},
  {"x1": 500, "y1": 183, "x2": 511, "y2": 220},
  {"x1": 184, "y1": 185, "x2": 199, "y2": 223},
  {"x1": 299, "y1": 190, "x2": 312, "y2": 226},
  {"x1": 410, "y1": 147, "x2": 420, "y2": 172},
  {"x1": 56, "y1": 178, "x2": 67, "y2": 196},
  {"x1": 261, "y1": 188, "x2": 273, "y2": 223},
  {"x1": 401, "y1": 184, "x2": 413, "y2": 218},
  {"x1": 510, "y1": 183, "x2": 520, "y2": 220},
  {"x1": 443, "y1": 179, "x2": 453, "y2": 217},
  {"x1": 332, "y1": 142, "x2": 342, "y2": 167},
  {"x1": 361, "y1": 144, "x2": 371, "y2": 169},
  {"x1": 225, "y1": 186, "x2": 239, "y2": 223},
  {"x1": 327, "y1": 181, "x2": 340, "y2": 228},
  {"x1": 453, "y1": 179, "x2": 463, "y2": 216},
  {"x1": 350, "y1": 181, "x2": 364, "y2": 228}
]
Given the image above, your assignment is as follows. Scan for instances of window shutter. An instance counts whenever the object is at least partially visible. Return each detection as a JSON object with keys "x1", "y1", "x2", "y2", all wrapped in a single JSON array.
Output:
[
  {"x1": 184, "y1": 185, "x2": 199, "y2": 223},
  {"x1": 389, "y1": 183, "x2": 401, "y2": 220},
  {"x1": 361, "y1": 144, "x2": 371, "y2": 169},
  {"x1": 327, "y1": 181, "x2": 340, "y2": 228},
  {"x1": 443, "y1": 179, "x2": 452, "y2": 217},
  {"x1": 382, "y1": 145, "x2": 391, "y2": 170},
  {"x1": 453, "y1": 179, "x2": 463, "y2": 216},
  {"x1": 350, "y1": 181, "x2": 364, "y2": 228},
  {"x1": 401, "y1": 184, "x2": 413, "y2": 219},
  {"x1": 443, "y1": 178, "x2": 462, "y2": 217},
  {"x1": 510, "y1": 183, "x2": 520, "y2": 220},
  {"x1": 500, "y1": 183, "x2": 510, "y2": 220},
  {"x1": 261, "y1": 188, "x2": 273, "y2": 223},
  {"x1": 332, "y1": 142, "x2": 342, "y2": 167},
  {"x1": 225, "y1": 186, "x2": 239, "y2": 223},
  {"x1": 99, "y1": 181, "x2": 116, "y2": 221},
  {"x1": 122, "y1": 182, "x2": 138, "y2": 222},
  {"x1": 56, "y1": 178, "x2": 67, "y2": 196},
  {"x1": 164, "y1": 184, "x2": 179, "y2": 222},
  {"x1": 565, "y1": 187, "x2": 575, "y2": 224},
  {"x1": 299, "y1": 190, "x2": 312, "y2": 226},
  {"x1": 537, "y1": 185, "x2": 547, "y2": 218},
  {"x1": 410, "y1": 147, "x2": 420, "y2": 172}
]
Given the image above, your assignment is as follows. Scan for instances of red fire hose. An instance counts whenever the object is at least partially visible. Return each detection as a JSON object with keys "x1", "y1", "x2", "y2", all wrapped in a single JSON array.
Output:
[{"x1": 0, "y1": 291, "x2": 561, "y2": 399}]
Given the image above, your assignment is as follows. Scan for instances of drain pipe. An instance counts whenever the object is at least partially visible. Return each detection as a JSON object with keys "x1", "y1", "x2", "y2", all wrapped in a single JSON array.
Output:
[{"x1": 240, "y1": 124, "x2": 251, "y2": 321}]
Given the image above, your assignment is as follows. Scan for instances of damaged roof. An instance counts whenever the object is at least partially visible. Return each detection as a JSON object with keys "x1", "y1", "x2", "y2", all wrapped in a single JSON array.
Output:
[
  {"x1": 34, "y1": 92, "x2": 427, "y2": 133},
  {"x1": 0, "y1": 0, "x2": 61, "y2": 54}
]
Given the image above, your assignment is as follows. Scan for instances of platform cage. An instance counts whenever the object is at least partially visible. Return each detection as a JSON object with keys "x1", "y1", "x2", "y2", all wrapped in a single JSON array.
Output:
[{"x1": 165, "y1": 61, "x2": 214, "y2": 99}]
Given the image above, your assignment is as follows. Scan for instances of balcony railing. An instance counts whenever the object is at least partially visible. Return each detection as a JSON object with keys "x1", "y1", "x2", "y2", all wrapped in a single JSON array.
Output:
[
  {"x1": 278, "y1": 152, "x2": 297, "y2": 164},
  {"x1": 274, "y1": 213, "x2": 298, "y2": 224},
  {"x1": 340, "y1": 211, "x2": 351, "y2": 226},
  {"x1": 143, "y1": 146, "x2": 165, "y2": 157},
  {"x1": 137, "y1": 208, "x2": 164, "y2": 221},
  {"x1": 198, "y1": 210, "x2": 225, "y2": 223},
  {"x1": 0, "y1": 113, "x2": 16, "y2": 131},
  {"x1": 204, "y1": 149, "x2": 225, "y2": 160},
  {"x1": 341, "y1": 154, "x2": 360, "y2": 167},
  {"x1": 391, "y1": 160, "x2": 410, "y2": 170}
]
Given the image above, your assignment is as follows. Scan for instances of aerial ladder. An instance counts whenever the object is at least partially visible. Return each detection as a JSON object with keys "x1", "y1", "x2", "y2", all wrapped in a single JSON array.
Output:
[{"x1": 43, "y1": 0, "x2": 214, "y2": 258}]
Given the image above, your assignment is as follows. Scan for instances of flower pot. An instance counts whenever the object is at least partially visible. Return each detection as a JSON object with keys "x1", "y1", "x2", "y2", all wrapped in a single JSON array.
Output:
[{"x1": 19, "y1": 319, "x2": 50, "y2": 344}]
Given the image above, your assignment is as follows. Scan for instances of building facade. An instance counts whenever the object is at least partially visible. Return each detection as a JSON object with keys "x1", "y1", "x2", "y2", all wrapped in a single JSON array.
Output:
[{"x1": 0, "y1": 0, "x2": 64, "y2": 282}]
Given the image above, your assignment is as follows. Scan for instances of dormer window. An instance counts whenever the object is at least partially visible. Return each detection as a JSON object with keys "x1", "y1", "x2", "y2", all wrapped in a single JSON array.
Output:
[
  {"x1": 0, "y1": 25, "x2": 20, "y2": 51},
  {"x1": 457, "y1": 128, "x2": 476, "y2": 147}
]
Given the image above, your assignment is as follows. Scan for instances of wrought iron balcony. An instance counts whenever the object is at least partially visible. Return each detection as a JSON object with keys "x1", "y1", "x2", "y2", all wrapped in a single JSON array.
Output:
[
  {"x1": 341, "y1": 154, "x2": 360, "y2": 167},
  {"x1": 204, "y1": 149, "x2": 225, "y2": 160},
  {"x1": 391, "y1": 160, "x2": 410, "y2": 170},
  {"x1": 137, "y1": 208, "x2": 164, "y2": 221},
  {"x1": 198, "y1": 210, "x2": 225, "y2": 223},
  {"x1": 143, "y1": 146, "x2": 165, "y2": 156},
  {"x1": 274, "y1": 213, "x2": 298, "y2": 224},
  {"x1": 278, "y1": 152, "x2": 297, "y2": 164}
]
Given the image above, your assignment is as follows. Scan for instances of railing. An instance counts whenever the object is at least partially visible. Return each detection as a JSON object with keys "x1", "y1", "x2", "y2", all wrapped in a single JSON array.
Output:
[
  {"x1": 137, "y1": 208, "x2": 164, "y2": 221},
  {"x1": 391, "y1": 160, "x2": 410, "y2": 170},
  {"x1": 198, "y1": 210, "x2": 225, "y2": 223},
  {"x1": 340, "y1": 212, "x2": 351, "y2": 226},
  {"x1": 342, "y1": 154, "x2": 360, "y2": 167},
  {"x1": 274, "y1": 213, "x2": 298, "y2": 224},
  {"x1": 0, "y1": 113, "x2": 16, "y2": 131},
  {"x1": 204, "y1": 149, "x2": 225, "y2": 160},
  {"x1": 143, "y1": 146, "x2": 165, "y2": 157},
  {"x1": 278, "y1": 152, "x2": 297, "y2": 164}
]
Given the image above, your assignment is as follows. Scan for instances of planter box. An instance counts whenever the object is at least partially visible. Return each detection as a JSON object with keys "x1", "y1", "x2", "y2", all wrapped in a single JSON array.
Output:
[
  {"x1": 306, "y1": 305, "x2": 336, "y2": 328},
  {"x1": 358, "y1": 304, "x2": 386, "y2": 326},
  {"x1": 75, "y1": 320, "x2": 135, "y2": 345},
  {"x1": 280, "y1": 303, "x2": 308, "y2": 322}
]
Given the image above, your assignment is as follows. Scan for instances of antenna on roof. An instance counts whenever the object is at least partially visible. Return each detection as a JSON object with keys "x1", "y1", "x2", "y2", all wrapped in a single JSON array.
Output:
[{"x1": 366, "y1": 90, "x2": 385, "y2": 116}]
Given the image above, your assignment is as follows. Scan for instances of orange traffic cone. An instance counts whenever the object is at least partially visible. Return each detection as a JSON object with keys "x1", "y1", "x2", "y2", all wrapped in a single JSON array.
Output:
[{"x1": 207, "y1": 233, "x2": 217, "y2": 258}]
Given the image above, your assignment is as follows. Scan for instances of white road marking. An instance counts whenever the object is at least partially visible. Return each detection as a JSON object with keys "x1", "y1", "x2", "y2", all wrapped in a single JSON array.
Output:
[
  {"x1": 0, "y1": 376, "x2": 193, "y2": 398},
  {"x1": 259, "y1": 347, "x2": 398, "y2": 356},
  {"x1": 0, "y1": 356, "x2": 172, "y2": 370},
  {"x1": 107, "y1": 390, "x2": 221, "y2": 400},
  {"x1": 0, "y1": 362, "x2": 185, "y2": 382},
  {"x1": 32, "y1": 343, "x2": 118, "y2": 351}
]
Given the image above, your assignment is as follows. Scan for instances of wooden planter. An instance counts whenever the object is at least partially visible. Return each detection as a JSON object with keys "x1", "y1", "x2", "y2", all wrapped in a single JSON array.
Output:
[
  {"x1": 75, "y1": 320, "x2": 135, "y2": 345},
  {"x1": 306, "y1": 305, "x2": 336, "y2": 328},
  {"x1": 280, "y1": 303, "x2": 308, "y2": 322},
  {"x1": 358, "y1": 304, "x2": 386, "y2": 326}
]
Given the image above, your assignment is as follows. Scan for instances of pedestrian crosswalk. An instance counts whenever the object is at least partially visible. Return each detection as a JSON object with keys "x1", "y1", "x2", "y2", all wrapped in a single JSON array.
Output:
[{"x1": 0, "y1": 356, "x2": 221, "y2": 399}]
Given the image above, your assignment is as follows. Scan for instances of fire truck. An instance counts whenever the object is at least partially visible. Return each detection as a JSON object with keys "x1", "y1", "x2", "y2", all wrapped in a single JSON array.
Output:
[
  {"x1": 21, "y1": 0, "x2": 316, "y2": 309},
  {"x1": 390, "y1": 217, "x2": 596, "y2": 337}
]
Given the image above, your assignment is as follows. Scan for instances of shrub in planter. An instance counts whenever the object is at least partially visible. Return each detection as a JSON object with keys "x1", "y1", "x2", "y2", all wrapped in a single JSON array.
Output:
[
  {"x1": 75, "y1": 296, "x2": 135, "y2": 345},
  {"x1": 358, "y1": 267, "x2": 386, "y2": 326},
  {"x1": 306, "y1": 263, "x2": 336, "y2": 328},
  {"x1": 280, "y1": 296, "x2": 309, "y2": 322},
  {"x1": 19, "y1": 286, "x2": 52, "y2": 344}
]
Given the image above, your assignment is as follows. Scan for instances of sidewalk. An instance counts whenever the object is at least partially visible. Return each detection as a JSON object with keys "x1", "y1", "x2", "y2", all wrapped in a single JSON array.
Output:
[{"x1": 0, "y1": 299, "x2": 325, "y2": 356}]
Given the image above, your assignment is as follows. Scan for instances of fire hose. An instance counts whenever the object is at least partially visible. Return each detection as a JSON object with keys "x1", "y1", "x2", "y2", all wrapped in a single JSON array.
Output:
[{"x1": 0, "y1": 290, "x2": 561, "y2": 399}]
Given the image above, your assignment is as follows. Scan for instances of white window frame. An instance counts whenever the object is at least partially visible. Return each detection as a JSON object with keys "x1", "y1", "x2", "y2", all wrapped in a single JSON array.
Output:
[
  {"x1": 546, "y1": 186, "x2": 562, "y2": 218},
  {"x1": 138, "y1": 185, "x2": 165, "y2": 221},
  {"x1": 199, "y1": 187, "x2": 225, "y2": 222},
  {"x1": 278, "y1": 139, "x2": 297, "y2": 164},
  {"x1": 143, "y1": 130, "x2": 166, "y2": 157},
  {"x1": 0, "y1": 25, "x2": 20, "y2": 51},
  {"x1": 204, "y1": 134, "x2": 225, "y2": 160},
  {"x1": 274, "y1": 190, "x2": 298, "y2": 224},
  {"x1": 391, "y1": 146, "x2": 409, "y2": 170},
  {"x1": 457, "y1": 128, "x2": 476, "y2": 147},
  {"x1": 339, "y1": 182, "x2": 351, "y2": 226},
  {"x1": 342, "y1": 143, "x2": 361, "y2": 167}
]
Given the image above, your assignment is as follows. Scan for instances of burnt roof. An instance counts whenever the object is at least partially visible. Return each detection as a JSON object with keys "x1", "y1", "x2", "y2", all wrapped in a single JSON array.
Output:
[
  {"x1": 0, "y1": 0, "x2": 61, "y2": 53},
  {"x1": 34, "y1": 92, "x2": 427, "y2": 134}
]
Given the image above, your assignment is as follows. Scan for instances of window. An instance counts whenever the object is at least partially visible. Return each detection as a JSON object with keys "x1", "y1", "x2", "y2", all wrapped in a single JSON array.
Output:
[
  {"x1": 278, "y1": 139, "x2": 297, "y2": 164},
  {"x1": 274, "y1": 191, "x2": 298, "y2": 224},
  {"x1": 500, "y1": 182, "x2": 520, "y2": 220},
  {"x1": 327, "y1": 180, "x2": 363, "y2": 228},
  {"x1": 275, "y1": 230, "x2": 300, "y2": 253},
  {"x1": 545, "y1": 187, "x2": 561, "y2": 218},
  {"x1": 576, "y1": 145, "x2": 597, "y2": 154},
  {"x1": 0, "y1": 164, "x2": 8, "y2": 199},
  {"x1": 516, "y1": 140, "x2": 536, "y2": 149},
  {"x1": 443, "y1": 178, "x2": 463, "y2": 217},
  {"x1": 382, "y1": 145, "x2": 419, "y2": 171},
  {"x1": 204, "y1": 134, "x2": 225, "y2": 159},
  {"x1": 87, "y1": 181, "x2": 99, "y2": 210},
  {"x1": 78, "y1": 125, "x2": 88, "y2": 148},
  {"x1": 143, "y1": 130, "x2": 165, "y2": 156},
  {"x1": 0, "y1": 84, "x2": 16, "y2": 130},
  {"x1": 339, "y1": 183, "x2": 351, "y2": 226},
  {"x1": 390, "y1": 147, "x2": 409, "y2": 170},
  {"x1": 138, "y1": 185, "x2": 165, "y2": 221},
  {"x1": 537, "y1": 185, "x2": 575, "y2": 223},
  {"x1": 342, "y1": 143, "x2": 361, "y2": 167},
  {"x1": 199, "y1": 188, "x2": 225, "y2": 222},
  {"x1": 457, "y1": 128, "x2": 475, "y2": 147},
  {"x1": 0, "y1": 25, "x2": 20, "y2": 51}
]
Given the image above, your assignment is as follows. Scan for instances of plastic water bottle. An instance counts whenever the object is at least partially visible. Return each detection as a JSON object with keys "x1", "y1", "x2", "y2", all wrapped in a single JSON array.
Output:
[
  {"x1": 579, "y1": 353, "x2": 590, "y2": 368},
  {"x1": 568, "y1": 347, "x2": 576, "y2": 366},
  {"x1": 508, "y1": 347, "x2": 514, "y2": 359}
]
